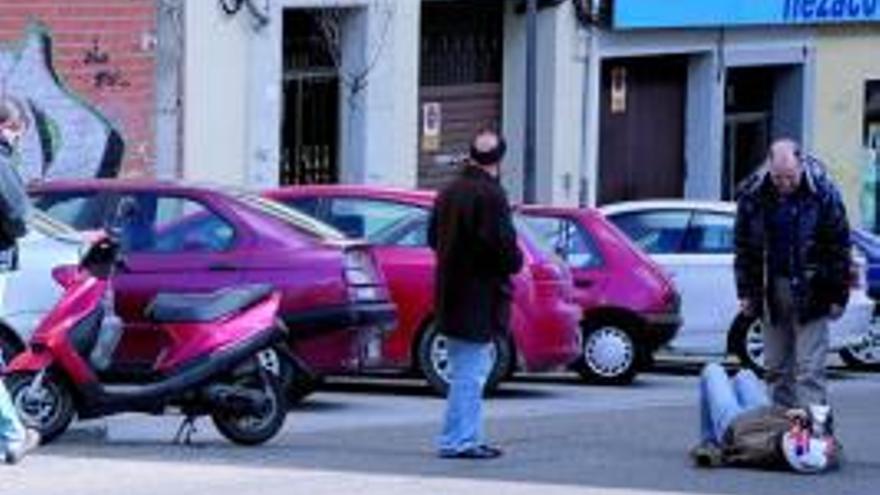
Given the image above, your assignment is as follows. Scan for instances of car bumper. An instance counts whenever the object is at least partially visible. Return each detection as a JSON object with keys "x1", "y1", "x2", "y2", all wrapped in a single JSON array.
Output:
[
  {"x1": 829, "y1": 290, "x2": 873, "y2": 351},
  {"x1": 283, "y1": 301, "x2": 398, "y2": 374},
  {"x1": 282, "y1": 301, "x2": 397, "y2": 339},
  {"x1": 517, "y1": 301, "x2": 582, "y2": 372},
  {"x1": 642, "y1": 311, "x2": 682, "y2": 351}
]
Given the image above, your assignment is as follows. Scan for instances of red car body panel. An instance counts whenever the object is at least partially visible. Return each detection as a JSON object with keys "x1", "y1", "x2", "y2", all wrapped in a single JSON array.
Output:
[
  {"x1": 519, "y1": 206, "x2": 681, "y2": 351},
  {"x1": 28, "y1": 180, "x2": 396, "y2": 376},
  {"x1": 265, "y1": 185, "x2": 583, "y2": 372}
]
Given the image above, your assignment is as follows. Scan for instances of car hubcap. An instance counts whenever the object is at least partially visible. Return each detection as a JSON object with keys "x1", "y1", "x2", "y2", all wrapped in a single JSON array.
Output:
[
  {"x1": 847, "y1": 321, "x2": 880, "y2": 364},
  {"x1": 583, "y1": 327, "x2": 633, "y2": 378},
  {"x1": 745, "y1": 320, "x2": 766, "y2": 369},
  {"x1": 430, "y1": 334, "x2": 497, "y2": 384}
]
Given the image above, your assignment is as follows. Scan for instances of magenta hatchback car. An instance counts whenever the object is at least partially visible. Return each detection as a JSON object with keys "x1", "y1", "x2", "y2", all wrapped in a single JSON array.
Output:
[
  {"x1": 265, "y1": 186, "x2": 583, "y2": 394},
  {"x1": 519, "y1": 206, "x2": 681, "y2": 383},
  {"x1": 28, "y1": 180, "x2": 397, "y2": 401}
]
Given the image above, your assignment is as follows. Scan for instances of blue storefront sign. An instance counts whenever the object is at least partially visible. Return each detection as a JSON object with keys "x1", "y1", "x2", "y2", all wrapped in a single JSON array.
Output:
[{"x1": 613, "y1": 0, "x2": 880, "y2": 29}]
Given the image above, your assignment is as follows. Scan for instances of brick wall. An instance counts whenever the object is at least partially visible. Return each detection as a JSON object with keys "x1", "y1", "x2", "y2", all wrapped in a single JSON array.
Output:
[{"x1": 0, "y1": 0, "x2": 156, "y2": 179}]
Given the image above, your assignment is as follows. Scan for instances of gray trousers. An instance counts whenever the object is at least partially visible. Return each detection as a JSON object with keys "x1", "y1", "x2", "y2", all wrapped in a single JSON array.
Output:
[{"x1": 764, "y1": 277, "x2": 829, "y2": 408}]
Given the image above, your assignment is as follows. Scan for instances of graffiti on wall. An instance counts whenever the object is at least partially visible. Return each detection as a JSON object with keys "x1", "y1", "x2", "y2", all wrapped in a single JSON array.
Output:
[
  {"x1": 0, "y1": 24, "x2": 124, "y2": 181},
  {"x1": 84, "y1": 37, "x2": 131, "y2": 90}
]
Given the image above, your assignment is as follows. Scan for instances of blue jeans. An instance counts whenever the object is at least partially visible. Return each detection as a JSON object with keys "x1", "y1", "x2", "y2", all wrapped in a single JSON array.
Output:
[
  {"x1": 0, "y1": 381, "x2": 26, "y2": 454},
  {"x1": 437, "y1": 337, "x2": 493, "y2": 453},
  {"x1": 699, "y1": 363, "x2": 770, "y2": 445}
]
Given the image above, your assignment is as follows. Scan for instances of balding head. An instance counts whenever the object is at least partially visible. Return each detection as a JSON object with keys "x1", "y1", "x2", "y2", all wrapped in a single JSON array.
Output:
[
  {"x1": 469, "y1": 129, "x2": 506, "y2": 176},
  {"x1": 767, "y1": 138, "x2": 803, "y2": 196}
]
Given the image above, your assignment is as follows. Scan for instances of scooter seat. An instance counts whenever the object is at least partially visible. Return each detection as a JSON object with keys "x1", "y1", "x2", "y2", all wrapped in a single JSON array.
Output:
[{"x1": 146, "y1": 284, "x2": 274, "y2": 323}]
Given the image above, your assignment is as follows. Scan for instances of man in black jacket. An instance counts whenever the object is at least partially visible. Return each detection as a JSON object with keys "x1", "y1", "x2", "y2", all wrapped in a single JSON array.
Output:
[
  {"x1": 734, "y1": 139, "x2": 851, "y2": 409},
  {"x1": 428, "y1": 129, "x2": 523, "y2": 459}
]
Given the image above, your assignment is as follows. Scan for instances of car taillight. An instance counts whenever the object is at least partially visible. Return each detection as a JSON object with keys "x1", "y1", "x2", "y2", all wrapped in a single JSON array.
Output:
[
  {"x1": 531, "y1": 261, "x2": 574, "y2": 301},
  {"x1": 344, "y1": 248, "x2": 387, "y2": 302}
]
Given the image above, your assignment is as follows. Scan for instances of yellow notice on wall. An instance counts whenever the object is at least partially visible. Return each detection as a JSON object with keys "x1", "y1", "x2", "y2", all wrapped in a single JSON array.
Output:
[{"x1": 422, "y1": 102, "x2": 442, "y2": 152}]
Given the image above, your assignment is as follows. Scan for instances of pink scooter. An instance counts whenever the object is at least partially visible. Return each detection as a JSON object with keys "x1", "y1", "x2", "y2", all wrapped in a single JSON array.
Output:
[{"x1": 3, "y1": 223, "x2": 293, "y2": 445}]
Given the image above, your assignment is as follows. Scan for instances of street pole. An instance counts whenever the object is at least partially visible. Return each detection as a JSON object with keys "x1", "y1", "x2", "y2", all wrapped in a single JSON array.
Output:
[{"x1": 524, "y1": 0, "x2": 537, "y2": 204}]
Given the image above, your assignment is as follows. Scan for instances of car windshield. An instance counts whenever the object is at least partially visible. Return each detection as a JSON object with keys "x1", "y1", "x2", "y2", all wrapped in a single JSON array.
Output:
[{"x1": 231, "y1": 192, "x2": 348, "y2": 241}]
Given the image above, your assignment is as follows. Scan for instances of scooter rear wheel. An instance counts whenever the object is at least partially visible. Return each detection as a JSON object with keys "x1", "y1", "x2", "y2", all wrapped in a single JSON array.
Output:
[
  {"x1": 211, "y1": 368, "x2": 287, "y2": 446},
  {"x1": 4, "y1": 372, "x2": 75, "y2": 444}
]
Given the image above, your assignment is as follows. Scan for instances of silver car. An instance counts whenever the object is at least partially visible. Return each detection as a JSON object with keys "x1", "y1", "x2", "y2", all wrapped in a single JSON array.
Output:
[{"x1": 0, "y1": 211, "x2": 83, "y2": 363}]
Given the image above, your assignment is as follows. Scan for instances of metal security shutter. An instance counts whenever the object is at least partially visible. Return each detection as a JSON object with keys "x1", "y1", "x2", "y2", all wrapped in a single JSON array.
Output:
[
  {"x1": 281, "y1": 10, "x2": 340, "y2": 185},
  {"x1": 418, "y1": 1, "x2": 503, "y2": 190}
]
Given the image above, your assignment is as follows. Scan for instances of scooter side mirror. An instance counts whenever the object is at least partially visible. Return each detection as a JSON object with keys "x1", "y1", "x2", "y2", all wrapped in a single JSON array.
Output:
[{"x1": 52, "y1": 264, "x2": 79, "y2": 289}]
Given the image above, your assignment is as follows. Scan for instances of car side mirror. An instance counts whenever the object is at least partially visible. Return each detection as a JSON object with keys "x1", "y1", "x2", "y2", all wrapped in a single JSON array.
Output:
[{"x1": 0, "y1": 245, "x2": 19, "y2": 272}]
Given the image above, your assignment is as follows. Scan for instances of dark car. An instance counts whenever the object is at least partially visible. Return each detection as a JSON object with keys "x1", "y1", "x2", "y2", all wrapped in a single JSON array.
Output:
[{"x1": 28, "y1": 180, "x2": 397, "y2": 400}]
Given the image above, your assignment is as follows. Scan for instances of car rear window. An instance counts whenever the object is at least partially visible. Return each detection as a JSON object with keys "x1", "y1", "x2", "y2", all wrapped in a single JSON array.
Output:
[
  {"x1": 29, "y1": 210, "x2": 80, "y2": 240},
  {"x1": 232, "y1": 193, "x2": 347, "y2": 241}
]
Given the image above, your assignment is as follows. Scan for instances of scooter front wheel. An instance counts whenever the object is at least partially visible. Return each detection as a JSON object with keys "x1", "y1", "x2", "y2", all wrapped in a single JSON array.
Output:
[
  {"x1": 4, "y1": 372, "x2": 75, "y2": 444},
  {"x1": 211, "y1": 367, "x2": 287, "y2": 446}
]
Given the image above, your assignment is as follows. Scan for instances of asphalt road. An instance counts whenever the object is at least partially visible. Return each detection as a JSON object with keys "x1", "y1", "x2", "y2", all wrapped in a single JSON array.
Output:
[{"x1": 6, "y1": 367, "x2": 880, "y2": 495}]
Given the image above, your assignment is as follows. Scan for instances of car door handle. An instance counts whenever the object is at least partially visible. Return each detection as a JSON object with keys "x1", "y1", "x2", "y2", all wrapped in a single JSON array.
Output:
[{"x1": 209, "y1": 263, "x2": 237, "y2": 272}]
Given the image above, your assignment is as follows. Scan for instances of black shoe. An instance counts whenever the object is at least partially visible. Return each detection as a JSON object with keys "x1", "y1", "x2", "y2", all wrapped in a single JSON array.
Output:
[
  {"x1": 689, "y1": 442, "x2": 722, "y2": 468},
  {"x1": 439, "y1": 444, "x2": 504, "y2": 460}
]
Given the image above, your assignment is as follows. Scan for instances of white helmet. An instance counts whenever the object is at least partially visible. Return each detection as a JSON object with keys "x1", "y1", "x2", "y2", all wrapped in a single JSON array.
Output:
[{"x1": 780, "y1": 431, "x2": 835, "y2": 474}]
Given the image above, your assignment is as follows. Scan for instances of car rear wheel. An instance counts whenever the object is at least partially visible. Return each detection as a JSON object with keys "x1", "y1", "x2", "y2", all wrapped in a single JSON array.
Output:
[
  {"x1": 416, "y1": 322, "x2": 512, "y2": 397},
  {"x1": 839, "y1": 319, "x2": 880, "y2": 370},
  {"x1": 573, "y1": 320, "x2": 639, "y2": 385},
  {"x1": 730, "y1": 314, "x2": 766, "y2": 374}
]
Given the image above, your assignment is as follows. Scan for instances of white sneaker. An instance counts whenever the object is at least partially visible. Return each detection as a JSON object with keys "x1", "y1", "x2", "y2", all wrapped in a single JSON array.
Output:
[{"x1": 4, "y1": 428, "x2": 40, "y2": 465}]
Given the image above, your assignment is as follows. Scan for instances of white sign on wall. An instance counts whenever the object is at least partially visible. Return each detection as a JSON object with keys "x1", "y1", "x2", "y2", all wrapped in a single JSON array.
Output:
[{"x1": 422, "y1": 102, "x2": 442, "y2": 152}]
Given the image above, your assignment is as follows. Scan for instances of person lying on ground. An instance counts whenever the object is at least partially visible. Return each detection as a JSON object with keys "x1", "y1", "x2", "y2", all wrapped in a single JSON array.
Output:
[{"x1": 690, "y1": 363, "x2": 839, "y2": 474}]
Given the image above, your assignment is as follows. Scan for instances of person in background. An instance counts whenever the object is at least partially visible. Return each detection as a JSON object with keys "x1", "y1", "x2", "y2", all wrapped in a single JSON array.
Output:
[
  {"x1": 691, "y1": 363, "x2": 839, "y2": 474},
  {"x1": 734, "y1": 139, "x2": 851, "y2": 410},
  {"x1": 0, "y1": 95, "x2": 41, "y2": 465},
  {"x1": 428, "y1": 129, "x2": 523, "y2": 459}
]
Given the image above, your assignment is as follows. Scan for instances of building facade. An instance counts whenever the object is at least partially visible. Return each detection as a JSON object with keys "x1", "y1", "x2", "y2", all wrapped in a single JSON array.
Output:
[
  {"x1": 179, "y1": 0, "x2": 880, "y2": 225},
  {"x1": 0, "y1": 0, "x2": 158, "y2": 180}
]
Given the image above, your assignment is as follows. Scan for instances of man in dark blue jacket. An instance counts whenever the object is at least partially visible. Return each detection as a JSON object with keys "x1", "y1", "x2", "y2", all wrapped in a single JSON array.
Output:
[{"x1": 734, "y1": 139, "x2": 851, "y2": 409}]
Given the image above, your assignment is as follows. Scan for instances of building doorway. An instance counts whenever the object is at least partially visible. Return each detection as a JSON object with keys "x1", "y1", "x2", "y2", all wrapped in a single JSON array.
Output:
[
  {"x1": 598, "y1": 56, "x2": 688, "y2": 204},
  {"x1": 280, "y1": 10, "x2": 341, "y2": 185},
  {"x1": 417, "y1": 0, "x2": 504, "y2": 190},
  {"x1": 722, "y1": 65, "x2": 804, "y2": 199}
]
